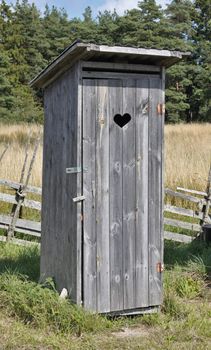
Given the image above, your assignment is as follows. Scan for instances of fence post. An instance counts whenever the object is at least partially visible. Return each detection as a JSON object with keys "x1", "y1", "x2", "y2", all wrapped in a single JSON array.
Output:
[
  {"x1": 201, "y1": 163, "x2": 211, "y2": 240},
  {"x1": 7, "y1": 137, "x2": 40, "y2": 241},
  {"x1": 0, "y1": 144, "x2": 9, "y2": 163}
]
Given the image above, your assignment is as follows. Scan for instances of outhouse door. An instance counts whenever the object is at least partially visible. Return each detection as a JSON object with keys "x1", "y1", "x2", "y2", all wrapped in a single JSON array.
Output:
[{"x1": 82, "y1": 75, "x2": 163, "y2": 313}]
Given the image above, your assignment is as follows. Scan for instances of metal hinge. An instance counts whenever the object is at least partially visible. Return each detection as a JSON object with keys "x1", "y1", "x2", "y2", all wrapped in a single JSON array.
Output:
[
  {"x1": 157, "y1": 103, "x2": 165, "y2": 115},
  {"x1": 156, "y1": 262, "x2": 164, "y2": 273}
]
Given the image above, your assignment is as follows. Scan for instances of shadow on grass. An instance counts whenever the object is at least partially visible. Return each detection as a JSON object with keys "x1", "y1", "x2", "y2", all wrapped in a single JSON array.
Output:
[
  {"x1": 0, "y1": 243, "x2": 40, "y2": 282},
  {"x1": 1, "y1": 238, "x2": 211, "y2": 284},
  {"x1": 164, "y1": 239, "x2": 211, "y2": 275}
]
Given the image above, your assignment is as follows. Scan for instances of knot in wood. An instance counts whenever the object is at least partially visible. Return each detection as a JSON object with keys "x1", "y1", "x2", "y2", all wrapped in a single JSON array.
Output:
[{"x1": 114, "y1": 162, "x2": 121, "y2": 173}]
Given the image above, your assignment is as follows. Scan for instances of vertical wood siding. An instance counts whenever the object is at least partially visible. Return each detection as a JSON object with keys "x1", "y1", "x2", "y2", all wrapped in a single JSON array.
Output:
[
  {"x1": 83, "y1": 75, "x2": 163, "y2": 313},
  {"x1": 109, "y1": 80, "x2": 124, "y2": 311},
  {"x1": 148, "y1": 77, "x2": 163, "y2": 306},
  {"x1": 42, "y1": 69, "x2": 164, "y2": 314},
  {"x1": 41, "y1": 64, "x2": 81, "y2": 303},
  {"x1": 135, "y1": 78, "x2": 149, "y2": 307},
  {"x1": 95, "y1": 80, "x2": 110, "y2": 312},
  {"x1": 83, "y1": 79, "x2": 97, "y2": 310},
  {"x1": 122, "y1": 79, "x2": 136, "y2": 310}
]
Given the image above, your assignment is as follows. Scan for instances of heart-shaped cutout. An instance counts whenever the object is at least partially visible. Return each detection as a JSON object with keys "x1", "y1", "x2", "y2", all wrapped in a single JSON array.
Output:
[{"x1": 114, "y1": 113, "x2": 131, "y2": 128}]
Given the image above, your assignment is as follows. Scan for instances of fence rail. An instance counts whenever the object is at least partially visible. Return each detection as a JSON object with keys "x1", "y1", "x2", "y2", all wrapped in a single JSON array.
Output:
[
  {"x1": 0, "y1": 179, "x2": 210, "y2": 246},
  {"x1": 0, "y1": 177, "x2": 42, "y2": 245},
  {"x1": 164, "y1": 178, "x2": 211, "y2": 243}
]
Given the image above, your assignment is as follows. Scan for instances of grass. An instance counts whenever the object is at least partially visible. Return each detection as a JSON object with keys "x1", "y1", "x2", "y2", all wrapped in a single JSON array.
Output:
[
  {"x1": 0, "y1": 122, "x2": 211, "y2": 191},
  {"x1": 165, "y1": 123, "x2": 211, "y2": 190},
  {"x1": 0, "y1": 122, "x2": 210, "y2": 226},
  {"x1": 0, "y1": 241, "x2": 211, "y2": 349},
  {"x1": 164, "y1": 240, "x2": 211, "y2": 276},
  {"x1": 0, "y1": 123, "x2": 42, "y2": 187},
  {"x1": 0, "y1": 123, "x2": 211, "y2": 348}
]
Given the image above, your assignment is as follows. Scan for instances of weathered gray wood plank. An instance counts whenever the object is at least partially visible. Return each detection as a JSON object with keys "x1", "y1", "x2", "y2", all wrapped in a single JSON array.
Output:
[
  {"x1": 82, "y1": 71, "x2": 160, "y2": 80},
  {"x1": 135, "y1": 77, "x2": 149, "y2": 308},
  {"x1": 82, "y1": 61, "x2": 160, "y2": 73},
  {"x1": 65, "y1": 64, "x2": 82, "y2": 302},
  {"x1": 0, "y1": 192, "x2": 41, "y2": 210},
  {"x1": 40, "y1": 75, "x2": 54, "y2": 285},
  {"x1": 160, "y1": 67, "x2": 165, "y2": 306},
  {"x1": 0, "y1": 179, "x2": 42, "y2": 195},
  {"x1": 0, "y1": 224, "x2": 40, "y2": 237},
  {"x1": 109, "y1": 79, "x2": 123, "y2": 312},
  {"x1": 164, "y1": 231, "x2": 194, "y2": 243},
  {"x1": 83, "y1": 79, "x2": 97, "y2": 311},
  {"x1": 95, "y1": 80, "x2": 110, "y2": 313},
  {"x1": 91, "y1": 44, "x2": 184, "y2": 59},
  {"x1": 202, "y1": 163, "x2": 211, "y2": 226},
  {"x1": 176, "y1": 187, "x2": 207, "y2": 197},
  {"x1": 0, "y1": 235, "x2": 40, "y2": 246},
  {"x1": 57, "y1": 73, "x2": 70, "y2": 298},
  {"x1": 76, "y1": 62, "x2": 83, "y2": 305},
  {"x1": 148, "y1": 77, "x2": 163, "y2": 306},
  {"x1": 164, "y1": 204, "x2": 203, "y2": 219},
  {"x1": 40, "y1": 65, "x2": 80, "y2": 303},
  {"x1": 165, "y1": 188, "x2": 205, "y2": 205},
  {"x1": 164, "y1": 218, "x2": 200, "y2": 232},
  {"x1": 0, "y1": 214, "x2": 41, "y2": 235},
  {"x1": 122, "y1": 79, "x2": 136, "y2": 310}
]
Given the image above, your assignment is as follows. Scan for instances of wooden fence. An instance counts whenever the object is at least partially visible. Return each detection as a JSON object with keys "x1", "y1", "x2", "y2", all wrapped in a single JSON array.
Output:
[
  {"x1": 0, "y1": 179, "x2": 41, "y2": 246},
  {"x1": 0, "y1": 178, "x2": 210, "y2": 246},
  {"x1": 164, "y1": 187, "x2": 210, "y2": 243}
]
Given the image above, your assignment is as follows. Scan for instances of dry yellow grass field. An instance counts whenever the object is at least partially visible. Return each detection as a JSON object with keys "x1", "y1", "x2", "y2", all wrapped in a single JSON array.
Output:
[
  {"x1": 0, "y1": 124, "x2": 42, "y2": 187},
  {"x1": 0, "y1": 123, "x2": 210, "y2": 190},
  {"x1": 165, "y1": 123, "x2": 211, "y2": 191}
]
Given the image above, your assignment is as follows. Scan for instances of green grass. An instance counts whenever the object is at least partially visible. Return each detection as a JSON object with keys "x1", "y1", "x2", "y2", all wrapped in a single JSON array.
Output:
[
  {"x1": 0, "y1": 241, "x2": 211, "y2": 349},
  {"x1": 164, "y1": 240, "x2": 211, "y2": 276},
  {"x1": 0, "y1": 243, "x2": 40, "y2": 281}
]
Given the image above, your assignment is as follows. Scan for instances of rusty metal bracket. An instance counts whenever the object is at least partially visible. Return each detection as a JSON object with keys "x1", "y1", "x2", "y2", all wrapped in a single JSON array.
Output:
[
  {"x1": 156, "y1": 262, "x2": 164, "y2": 273},
  {"x1": 157, "y1": 103, "x2": 165, "y2": 115}
]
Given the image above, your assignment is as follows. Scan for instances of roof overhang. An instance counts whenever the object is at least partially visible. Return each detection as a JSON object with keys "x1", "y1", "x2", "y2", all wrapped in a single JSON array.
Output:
[{"x1": 30, "y1": 41, "x2": 190, "y2": 89}]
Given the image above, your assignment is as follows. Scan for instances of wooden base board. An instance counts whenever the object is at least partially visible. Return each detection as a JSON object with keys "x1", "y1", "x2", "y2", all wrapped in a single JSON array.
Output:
[{"x1": 103, "y1": 306, "x2": 160, "y2": 317}]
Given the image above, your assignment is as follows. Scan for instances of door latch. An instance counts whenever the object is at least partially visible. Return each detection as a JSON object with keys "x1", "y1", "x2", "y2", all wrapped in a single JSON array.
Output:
[
  {"x1": 66, "y1": 167, "x2": 87, "y2": 174},
  {"x1": 72, "y1": 195, "x2": 85, "y2": 203}
]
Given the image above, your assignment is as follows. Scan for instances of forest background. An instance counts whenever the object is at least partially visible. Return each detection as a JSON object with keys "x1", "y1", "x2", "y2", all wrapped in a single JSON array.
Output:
[{"x1": 0, "y1": 0, "x2": 210, "y2": 124}]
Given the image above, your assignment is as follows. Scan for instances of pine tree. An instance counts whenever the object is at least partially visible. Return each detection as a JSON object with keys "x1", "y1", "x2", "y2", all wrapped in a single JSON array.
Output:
[
  {"x1": 164, "y1": 0, "x2": 194, "y2": 122},
  {"x1": 0, "y1": 0, "x2": 210, "y2": 123},
  {"x1": 7, "y1": 0, "x2": 47, "y2": 82},
  {"x1": 0, "y1": 0, "x2": 44, "y2": 122},
  {"x1": 70, "y1": 6, "x2": 98, "y2": 43},
  {"x1": 43, "y1": 5, "x2": 72, "y2": 62},
  {"x1": 190, "y1": 0, "x2": 211, "y2": 121},
  {"x1": 0, "y1": 51, "x2": 15, "y2": 120},
  {"x1": 96, "y1": 10, "x2": 120, "y2": 45}
]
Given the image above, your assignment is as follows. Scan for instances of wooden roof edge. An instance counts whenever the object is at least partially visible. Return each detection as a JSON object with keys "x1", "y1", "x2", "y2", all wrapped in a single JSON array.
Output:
[
  {"x1": 30, "y1": 41, "x2": 88, "y2": 88},
  {"x1": 88, "y1": 43, "x2": 190, "y2": 58},
  {"x1": 30, "y1": 41, "x2": 191, "y2": 88}
]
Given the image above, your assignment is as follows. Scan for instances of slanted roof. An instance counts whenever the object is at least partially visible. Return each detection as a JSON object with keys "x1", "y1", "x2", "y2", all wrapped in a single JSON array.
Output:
[{"x1": 30, "y1": 40, "x2": 190, "y2": 88}]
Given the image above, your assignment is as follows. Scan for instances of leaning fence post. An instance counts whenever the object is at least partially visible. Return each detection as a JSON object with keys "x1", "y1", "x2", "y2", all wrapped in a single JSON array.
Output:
[
  {"x1": 0, "y1": 144, "x2": 9, "y2": 163},
  {"x1": 7, "y1": 136, "x2": 41, "y2": 242}
]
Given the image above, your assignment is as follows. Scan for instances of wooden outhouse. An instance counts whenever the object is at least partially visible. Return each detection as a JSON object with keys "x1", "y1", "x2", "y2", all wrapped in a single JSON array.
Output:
[{"x1": 31, "y1": 41, "x2": 187, "y2": 315}]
